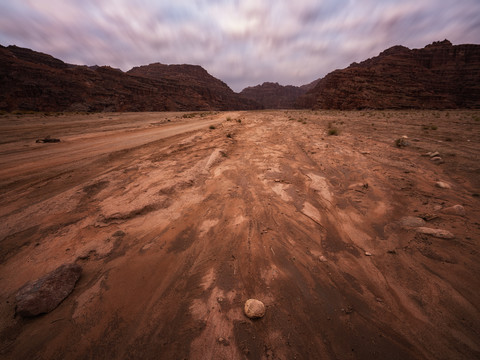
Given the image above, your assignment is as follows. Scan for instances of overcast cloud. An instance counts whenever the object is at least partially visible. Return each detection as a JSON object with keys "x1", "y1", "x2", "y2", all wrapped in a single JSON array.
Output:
[{"x1": 1, "y1": 0, "x2": 479, "y2": 91}]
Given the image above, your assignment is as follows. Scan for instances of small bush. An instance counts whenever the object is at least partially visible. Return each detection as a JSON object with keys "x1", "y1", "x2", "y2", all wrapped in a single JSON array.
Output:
[
  {"x1": 226, "y1": 133, "x2": 232, "y2": 138},
  {"x1": 328, "y1": 128, "x2": 339, "y2": 136},
  {"x1": 226, "y1": 117, "x2": 231, "y2": 121},
  {"x1": 209, "y1": 125, "x2": 216, "y2": 130},
  {"x1": 431, "y1": 125, "x2": 438, "y2": 130},
  {"x1": 237, "y1": 119, "x2": 242, "y2": 123}
]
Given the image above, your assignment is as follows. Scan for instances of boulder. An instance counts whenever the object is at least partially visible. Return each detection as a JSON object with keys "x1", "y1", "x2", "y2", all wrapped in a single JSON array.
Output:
[
  {"x1": 15, "y1": 263, "x2": 82, "y2": 317},
  {"x1": 441, "y1": 205, "x2": 466, "y2": 216},
  {"x1": 244, "y1": 299, "x2": 266, "y2": 319},
  {"x1": 399, "y1": 216, "x2": 426, "y2": 228},
  {"x1": 416, "y1": 227, "x2": 455, "y2": 239}
]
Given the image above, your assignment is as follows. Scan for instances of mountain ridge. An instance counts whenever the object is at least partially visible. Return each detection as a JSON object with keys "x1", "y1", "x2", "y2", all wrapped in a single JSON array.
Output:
[
  {"x1": 0, "y1": 45, "x2": 261, "y2": 112},
  {"x1": 296, "y1": 39, "x2": 480, "y2": 109}
]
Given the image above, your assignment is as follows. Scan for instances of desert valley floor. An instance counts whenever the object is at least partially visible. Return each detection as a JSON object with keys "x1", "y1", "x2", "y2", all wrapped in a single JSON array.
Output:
[{"x1": 0, "y1": 110, "x2": 479, "y2": 359}]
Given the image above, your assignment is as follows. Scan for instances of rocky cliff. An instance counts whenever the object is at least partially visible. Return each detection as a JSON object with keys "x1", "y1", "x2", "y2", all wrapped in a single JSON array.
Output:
[
  {"x1": 239, "y1": 82, "x2": 305, "y2": 109},
  {"x1": 0, "y1": 45, "x2": 260, "y2": 112},
  {"x1": 127, "y1": 63, "x2": 259, "y2": 111},
  {"x1": 296, "y1": 40, "x2": 480, "y2": 109}
]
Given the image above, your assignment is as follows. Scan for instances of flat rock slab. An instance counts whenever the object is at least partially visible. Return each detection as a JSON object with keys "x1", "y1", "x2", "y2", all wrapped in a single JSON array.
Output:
[
  {"x1": 244, "y1": 299, "x2": 265, "y2": 319},
  {"x1": 441, "y1": 205, "x2": 466, "y2": 216},
  {"x1": 416, "y1": 227, "x2": 455, "y2": 239},
  {"x1": 399, "y1": 216, "x2": 426, "y2": 228},
  {"x1": 15, "y1": 263, "x2": 82, "y2": 317}
]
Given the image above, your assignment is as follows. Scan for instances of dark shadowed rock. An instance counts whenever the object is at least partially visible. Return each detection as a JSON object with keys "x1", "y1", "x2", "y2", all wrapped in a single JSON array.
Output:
[
  {"x1": 0, "y1": 45, "x2": 261, "y2": 112},
  {"x1": 239, "y1": 82, "x2": 305, "y2": 109},
  {"x1": 15, "y1": 263, "x2": 82, "y2": 317}
]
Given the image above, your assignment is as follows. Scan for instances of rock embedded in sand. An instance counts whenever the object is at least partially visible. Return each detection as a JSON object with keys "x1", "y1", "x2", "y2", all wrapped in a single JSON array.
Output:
[
  {"x1": 435, "y1": 181, "x2": 451, "y2": 189},
  {"x1": 244, "y1": 299, "x2": 265, "y2": 319},
  {"x1": 15, "y1": 263, "x2": 82, "y2": 317},
  {"x1": 416, "y1": 227, "x2": 455, "y2": 239},
  {"x1": 441, "y1": 205, "x2": 466, "y2": 216},
  {"x1": 399, "y1": 216, "x2": 426, "y2": 228}
]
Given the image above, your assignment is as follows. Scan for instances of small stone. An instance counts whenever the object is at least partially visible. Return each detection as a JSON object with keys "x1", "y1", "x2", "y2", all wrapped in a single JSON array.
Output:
[
  {"x1": 399, "y1": 216, "x2": 426, "y2": 228},
  {"x1": 435, "y1": 181, "x2": 451, "y2": 189},
  {"x1": 365, "y1": 252, "x2": 372, "y2": 256},
  {"x1": 15, "y1": 264, "x2": 82, "y2": 317},
  {"x1": 441, "y1": 205, "x2": 466, "y2": 216},
  {"x1": 395, "y1": 138, "x2": 408, "y2": 147},
  {"x1": 430, "y1": 156, "x2": 444, "y2": 164},
  {"x1": 319, "y1": 255, "x2": 328, "y2": 262},
  {"x1": 244, "y1": 299, "x2": 265, "y2": 319},
  {"x1": 429, "y1": 151, "x2": 440, "y2": 158},
  {"x1": 217, "y1": 337, "x2": 230, "y2": 346},
  {"x1": 416, "y1": 227, "x2": 455, "y2": 239},
  {"x1": 433, "y1": 205, "x2": 443, "y2": 211}
]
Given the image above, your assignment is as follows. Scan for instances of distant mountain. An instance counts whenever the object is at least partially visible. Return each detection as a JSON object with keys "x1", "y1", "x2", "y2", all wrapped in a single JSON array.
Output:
[
  {"x1": 127, "y1": 63, "x2": 259, "y2": 111},
  {"x1": 296, "y1": 40, "x2": 480, "y2": 109},
  {"x1": 239, "y1": 82, "x2": 305, "y2": 109},
  {"x1": 0, "y1": 45, "x2": 260, "y2": 112}
]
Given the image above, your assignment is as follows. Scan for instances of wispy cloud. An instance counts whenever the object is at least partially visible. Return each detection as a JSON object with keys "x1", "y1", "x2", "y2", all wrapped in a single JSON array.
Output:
[{"x1": 1, "y1": 0, "x2": 479, "y2": 91}]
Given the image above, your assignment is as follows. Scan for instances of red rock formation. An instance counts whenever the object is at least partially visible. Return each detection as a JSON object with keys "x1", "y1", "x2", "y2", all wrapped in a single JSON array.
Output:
[
  {"x1": 127, "y1": 63, "x2": 260, "y2": 111},
  {"x1": 239, "y1": 82, "x2": 306, "y2": 109},
  {"x1": 296, "y1": 40, "x2": 480, "y2": 109},
  {"x1": 0, "y1": 45, "x2": 260, "y2": 112}
]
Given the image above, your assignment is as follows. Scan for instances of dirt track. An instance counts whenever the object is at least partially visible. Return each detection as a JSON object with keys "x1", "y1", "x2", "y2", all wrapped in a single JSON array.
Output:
[{"x1": 0, "y1": 110, "x2": 479, "y2": 359}]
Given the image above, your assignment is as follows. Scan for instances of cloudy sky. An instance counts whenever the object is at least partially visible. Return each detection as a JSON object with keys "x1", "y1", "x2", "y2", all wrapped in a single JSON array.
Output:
[{"x1": 1, "y1": 0, "x2": 479, "y2": 92}]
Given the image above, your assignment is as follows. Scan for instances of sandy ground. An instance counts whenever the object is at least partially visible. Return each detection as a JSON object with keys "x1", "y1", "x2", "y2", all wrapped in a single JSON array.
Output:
[{"x1": 0, "y1": 110, "x2": 479, "y2": 359}]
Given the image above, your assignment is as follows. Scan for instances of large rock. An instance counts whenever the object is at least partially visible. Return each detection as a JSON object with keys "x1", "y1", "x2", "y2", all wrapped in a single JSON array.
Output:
[
  {"x1": 416, "y1": 227, "x2": 455, "y2": 239},
  {"x1": 244, "y1": 299, "x2": 266, "y2": 319},
  {"x1": 15, "y1": 263, "x2": 82, "y2": 317},
  {"x1": 399, "y1": 216, "x2": 426, "y2": 228},
  {"x1": 441, "y1": 205, "x2": 466, "y2": 216}
]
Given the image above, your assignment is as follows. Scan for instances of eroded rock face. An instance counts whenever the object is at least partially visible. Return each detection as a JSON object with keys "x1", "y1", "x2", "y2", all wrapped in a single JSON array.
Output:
[
  {"x1": 127, "y1": 63, "x2": 261, "y2": 111},
  {"x1": 296, "y1": 40, "x2": 480, "y2": 109},
  {"x1": 244, "y1": 299, "x2": 266, "y2": 319},
  {"x1": 15, "y1": 264, "x2": 82, "y2": 317},
  {"x1": 0, "y1": 45, "x2": 261, "y2": 112},
  {"x1": 239, "y1": 82, "x2": 305, "y2": 109}
]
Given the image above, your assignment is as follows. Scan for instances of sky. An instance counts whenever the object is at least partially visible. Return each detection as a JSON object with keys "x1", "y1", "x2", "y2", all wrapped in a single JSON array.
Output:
[{"x1": 1, "y1": 0, "x2": 479, "y2": 92}]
